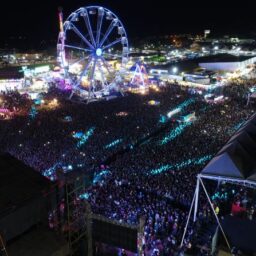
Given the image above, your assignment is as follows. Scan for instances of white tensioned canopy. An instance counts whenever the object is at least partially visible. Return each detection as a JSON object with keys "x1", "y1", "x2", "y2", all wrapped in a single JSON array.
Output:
[
  {"x1": 181, "y1": 113, "x2": 256, "y2": 250},
  {"x1": 199, "y1": 112, "x2": 256, "y2": 187}
]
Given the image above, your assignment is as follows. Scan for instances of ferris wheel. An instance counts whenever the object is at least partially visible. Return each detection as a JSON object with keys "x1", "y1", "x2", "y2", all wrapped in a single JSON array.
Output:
[{"x1": 57, "y1": 6, "x2": 129, "y2": 101}]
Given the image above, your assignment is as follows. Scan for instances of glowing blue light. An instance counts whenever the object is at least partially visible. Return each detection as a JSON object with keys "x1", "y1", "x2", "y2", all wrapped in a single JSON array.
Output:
[
  {"x1": 64, "y1": 116, "x2": 72, "y2": 122},
  {"x1": 105, "y1": 139, "x2": 123, "y2": 149},
  {"x1": 176, "y1": 98, "x2": 195, "y2": 110},
  {"x1": 29, "y1": 105, "x2": 38, "y2": 120},
  {"x1": 162, "y1": 99, "x2": 195, "y2": 122},
  {"x1": 212, "y1": 190, "x2": 228, "y2": 200},
  {"x1": 228, "y1": 120, "x2": 245, "y2": 135},
  {"x1": 93, "y1": 170, "x2": 110, "y2": 184},
  {"x1": 79, "y1": 193, "x2": 90, "y2": 199},
  {"x1": 72, "y1": 131, "x2": 84, "y2": 139},
  {"x1": 159, "y1": 115, "x2": 167, "y2": 123},
  {"x1": 77, "y1": 127, "x2": 95, "y2": 148},
  {"x1": 150, "y1": 155, "x2": 212, "y2": 175},
  {"x1": 34, "y1": 99, "x2": 41, "y2": 105},
  {"x1": 96, "y1": 48, "x2": 102, "y2": 57},
  {"x1": 42, "y1": 162, "x2": 62, "y2": 180},
  {"x1": 150, "y1": 164, "x2": 173, "y2": 175},
  {"x1": 233, "y1": 121, "x2": 245, "y2": 131},
  {"x1": 250, "y1": 87, "x2": 256, "y2": 93},
  {"x1": 174, "y1": 155, "x2": 212, "y2": 170},
  {"x1": 160, "y1": 121, "x2": 192, "y2": 145}
]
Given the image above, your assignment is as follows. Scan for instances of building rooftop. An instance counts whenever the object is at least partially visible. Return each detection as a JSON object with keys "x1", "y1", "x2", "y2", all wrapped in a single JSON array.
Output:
[
  {"x1": 198, "y1": 54, "x2": 256, "y2": 63},
  {"x1": 0, "y1": 153, "x2": 52, "y2": 218},
  {"x1": 0, "y1": 67, "x2": 23, "y2": 79}
]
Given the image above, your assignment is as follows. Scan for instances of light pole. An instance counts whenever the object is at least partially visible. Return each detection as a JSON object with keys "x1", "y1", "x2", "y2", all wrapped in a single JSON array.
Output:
[{"x1": 172, "y1": 67, "x2": 178, "y2": 74}]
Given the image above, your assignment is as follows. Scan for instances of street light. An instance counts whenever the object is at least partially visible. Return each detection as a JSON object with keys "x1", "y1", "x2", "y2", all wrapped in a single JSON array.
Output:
[{"x1": 172, "y1": 67, "x2": 178, "y2": 74}]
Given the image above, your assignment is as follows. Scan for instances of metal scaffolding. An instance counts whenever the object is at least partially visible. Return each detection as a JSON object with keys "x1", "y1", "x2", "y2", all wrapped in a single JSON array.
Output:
[{"x1": 65, "y1": 175, "x2": 92, "y2": 256}]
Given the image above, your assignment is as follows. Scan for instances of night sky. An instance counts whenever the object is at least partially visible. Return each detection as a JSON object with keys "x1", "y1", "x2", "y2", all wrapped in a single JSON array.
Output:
[{"x1": 1, "y1": 0, "x2": 256, "y2": 48}]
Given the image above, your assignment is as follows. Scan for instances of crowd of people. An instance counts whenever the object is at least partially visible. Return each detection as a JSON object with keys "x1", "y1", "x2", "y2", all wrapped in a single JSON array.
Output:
[
  {"x1": 86, "y1": 91, "x2": 255, "y2": 255},
  {"x1": 1, "y1": 78, "x2": 256, "y2": 255},
  {"x1": 0, "y1": 85, "x2": 202, "y2": 174}
]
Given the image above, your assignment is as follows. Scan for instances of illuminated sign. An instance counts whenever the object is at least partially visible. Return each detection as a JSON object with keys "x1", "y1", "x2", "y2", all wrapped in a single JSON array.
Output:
[
  {"x1": 21, "y1": 65, "x2": 50, "y2": 76},
  {"x1": 34, "y1": 65, "x2": 50, "y2": 73}
]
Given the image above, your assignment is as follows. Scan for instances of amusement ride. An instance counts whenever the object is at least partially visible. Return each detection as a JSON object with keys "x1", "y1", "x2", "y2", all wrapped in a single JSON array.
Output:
[{"x1": 57, "y1": 6, "x2": 129, "y2": 102}]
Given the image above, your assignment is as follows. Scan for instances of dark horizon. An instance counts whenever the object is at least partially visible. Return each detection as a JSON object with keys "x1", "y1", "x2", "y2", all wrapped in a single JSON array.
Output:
[{"x1": 1, "y1": 0, "x2": 256, "y2": 49}]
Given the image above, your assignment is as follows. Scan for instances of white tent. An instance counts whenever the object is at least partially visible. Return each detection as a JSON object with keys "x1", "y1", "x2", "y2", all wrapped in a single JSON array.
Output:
[
  {"x1": 181, "y1": 113, "x2": 256, "y2": 251},
  {"x1": 200, "y1": 113, "x2": 256, "y2": 186}
]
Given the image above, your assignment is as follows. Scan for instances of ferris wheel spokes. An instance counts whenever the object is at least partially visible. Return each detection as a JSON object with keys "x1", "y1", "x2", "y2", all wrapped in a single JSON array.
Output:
[
  {"x1": 103, "y1": 52, "x2": 123, "y2": 59},
  {"x1": 100, "y1": 57, "x2": 115, "y2": 76},
  {"x1": 99, "y1": 19, "x2": 117, "y2": 48},
  {"x1": 60, "y1": 6, "x2": 129, "y2": 101},
  {"x1": 64, "y1": 44, "x2": 92, "y2": 52},
  {"x1": 96, "y1": 7, "x2": 104, "y2": 46},
  {"x1": 81, "y1": 9, "x2": 96, "y2": 48},
  {"x1": 73, "y1": 57, "x2": 93, "y2": 89},
  {"x1": 69, "y1": 56, "x2": 88, "y2": 68},
  {"x1": 102, "y1": 38, "x2": 122, "y2": 51},
  {"x1": 70, "y1": 22, "x2": 94, "y2": 50},
  {"x1": 98, "y1": 62, "x2": 108, "y2": 87},
  {"x1": 88, "y1": 58, "x2": 97, "y2": 99},
  {"x1": 90, "y1": 58, "x2": 97, "y2": 82}
]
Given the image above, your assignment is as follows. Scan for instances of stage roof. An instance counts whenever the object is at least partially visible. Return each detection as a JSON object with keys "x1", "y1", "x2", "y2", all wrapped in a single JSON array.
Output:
[{"x1": 200, "y1": 113, "x2": 256, "y2": 185}]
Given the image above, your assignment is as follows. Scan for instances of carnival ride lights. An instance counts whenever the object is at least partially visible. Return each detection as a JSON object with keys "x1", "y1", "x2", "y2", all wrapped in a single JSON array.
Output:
[
  {"x1": 57, "y1": 6, "x2": 129, "y2": 101},
  {"x1": 130, "y1": 63, "x2": 148, "y2": 88}
]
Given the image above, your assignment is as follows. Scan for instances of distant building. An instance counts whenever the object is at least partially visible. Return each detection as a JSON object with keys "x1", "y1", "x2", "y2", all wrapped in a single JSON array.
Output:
[
  {"x1": 0, "y1": 67, "x2": 24, "y2": 91},
  {"x1": 199, "y1": 54, "x2": 256, "y2": 71}
]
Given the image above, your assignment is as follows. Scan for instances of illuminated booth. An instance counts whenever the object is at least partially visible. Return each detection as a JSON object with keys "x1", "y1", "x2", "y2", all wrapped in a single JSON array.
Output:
[{"x1": 0, "y1": 67, "x2": 24, "y2": 91}]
